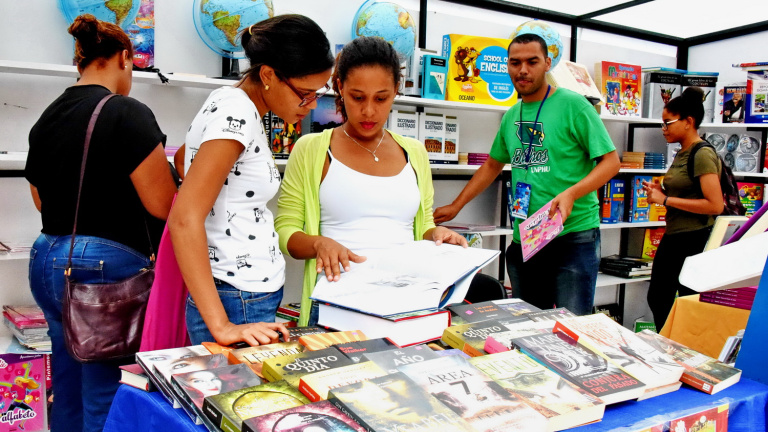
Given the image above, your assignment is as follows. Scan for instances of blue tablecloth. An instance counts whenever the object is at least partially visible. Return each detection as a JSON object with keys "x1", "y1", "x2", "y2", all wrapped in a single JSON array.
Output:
[{"x1": 104, "y1": 379, "x2": 768, "y2": 432}]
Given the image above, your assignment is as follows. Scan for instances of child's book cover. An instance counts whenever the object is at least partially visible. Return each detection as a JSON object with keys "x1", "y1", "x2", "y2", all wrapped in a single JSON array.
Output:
[
  {"x1": 398, "y1": 356, "x2": 549, "y2": 432},
  {"x1": 520, "y1": 199, "x2": 564, "y2": 262},
  {"x1": 227, "y1": 342, "x2": 304, "y2": 378},
  {"x1": 333, "y1": 338, "x2": 396, "y2": 363},
  {"x1": 261, "y1": 346, "x2": 353, "y2": 387},
  {"x1": 469, "y1": 350, "x2": 605, "y2": 431},
  {"x1": 595, "y1": 61, "x2": 642, "y2": 117},
  {"x1": 0, "y1": 353, "x2": 47, "y2": 432},
  {"x1": 601, "y1": 178, "x2": 625, "y2": 223},
  {"x1": 310, "y1": 97, "x2": 344, "y2": 133},
  {"x1": 203, "y1": 380, "x2": 309, "y2": 432},
  {"x1": 508, "y1": 181, "x2": 532, "y2": 220},
  {"x1": 649, "y1": 176, "x2": 667, "y2": 221},
  {"x1": 360, "y1": 345, "x2": 440, "y2": 374},
  {"x1": 628, "y1": 175, "x2": 652, "y2": 222},
  {"x1": 298, "y1": 361, "x2": 388, "y2": 402},
  {"x1": 125, "y1": 0, "x2": 154, "y2": 69},
  {"x1": 328, "y1": 372, "x2": 475, "y2": 432},
  {"x1": 737, "y1": 182, "x2": 764, "y2": 216},
  {"x1": 242, "y1": 400, "x2": 367, "y2": 432},
  {"x1": 270, "y1": 115, "x2": 301, "y2": 159}
]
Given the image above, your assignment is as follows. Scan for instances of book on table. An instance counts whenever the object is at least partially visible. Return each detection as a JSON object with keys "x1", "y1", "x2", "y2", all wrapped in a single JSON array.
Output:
[
  {"x1": 441, "y1": 319, "x2": 521, "y2": 357},
  {"x1": 470, "y1": 350, "x2": 606, "y2": 431},
  {"x1": 135, "y1": 345, "x2": 211, "y2": 408},
  {"x1": 298, "y1": 361, "x2": 388, "y2": 402},
  {"x1": 298, "y1": 330, "x2": 368, "y2": 351},
  {"x1": 483, "y1": 320, "x2": 554, "y2": 354},
  {"x1": 328, "y1": 372, "x2": 475, "y2": 432},
  {"x1": 260, "y1": 346, "x2": 354, "y2": 387},
  {"x1": 360, "y1": 345, "x2": 440, "y2": 373},
  {"x1": 119, "y1": 363, "x2": 156, "y2": 392},
  {"x1": 153, "y1": 352, "x2": 230, "y2": 417},
  {"x1": 525, "y1": 307, "x2": 576, "y2": 322},
  {"x1": 227, "y1": 341, "x2": 304, "y2": 378},
  {"x1": 242, "y1": 400, "x2": 367, "y2": 432},
  {"x1": 310, "y1": 240, "x2": 499, "y2": 317},
  {"x1": 333, "y1": 338, "x2": 397, "y2": 363}
]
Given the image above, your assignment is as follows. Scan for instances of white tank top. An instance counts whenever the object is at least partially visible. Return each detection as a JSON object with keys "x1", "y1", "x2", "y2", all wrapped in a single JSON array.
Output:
[{"x1": 319, "y1": 151, "x2": 421, "y2": 259}]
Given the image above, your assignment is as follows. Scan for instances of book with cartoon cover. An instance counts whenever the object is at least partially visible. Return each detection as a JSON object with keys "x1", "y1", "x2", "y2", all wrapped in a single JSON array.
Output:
[
  {"x1": 242, "y1": 400, "x2": 367, "y2": 432},
  {"x1": 0, "y1": 353, "x2": 48, "y2": 432},
  {"x1": 519, "y1": 199, "x2": 564, "y2": 262}
]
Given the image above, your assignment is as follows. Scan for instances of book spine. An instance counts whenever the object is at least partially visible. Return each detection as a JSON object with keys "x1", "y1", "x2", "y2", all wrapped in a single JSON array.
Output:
[
  {"x1": 328, "y1": 396, "x2": 376, "y2": 432},
  {"x1": 298, "y1": 377, "x2": 323, "y2": 402},
  {"x1": 201, "y1": 398, "x2": 223, "y2": 429},
  {"x1": 679, "y1": 372, "x2": 715, "y2": 395},
  {"x1": 483, "y1": 335, "x2": 510, "y2": 354},
  {"x1": 220, "y1": 417, "x2": 240, "y2": 432},
  {"x1": 261, "y1": 362, "x2": 282, "y2": 383},
  {"x1": 699, "y1": 297, "x2": 753, "y2": 309}
]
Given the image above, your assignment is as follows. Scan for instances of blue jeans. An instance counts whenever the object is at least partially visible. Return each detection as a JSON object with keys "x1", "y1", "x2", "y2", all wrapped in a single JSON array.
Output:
[
  {"x1": 185, "y1": 279, "x2": 283, "y2": 344},
  {"x1": 29, "y1": 234, "x2": 151, "y2": 432},
  {"x1": 506, "y1": 228, "x2": 600, "y2": 316}
]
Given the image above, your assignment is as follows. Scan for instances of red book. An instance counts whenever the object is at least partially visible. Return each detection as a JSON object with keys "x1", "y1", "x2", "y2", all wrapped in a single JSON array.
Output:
[{"x1": 699, "y1": 296, "x2": 753, "y2": 310}]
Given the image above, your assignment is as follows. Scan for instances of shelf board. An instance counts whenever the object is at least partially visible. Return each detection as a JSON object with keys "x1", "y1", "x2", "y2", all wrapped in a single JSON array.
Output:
[
  {"x1": 596, "y1": 273, "x2": 650, "y2": 287},
  {"x1": 599, "y1": 115, "x2": 768, "y2": 128},
  {"x1": 447, "y1": 227, "x2": 514, "y2": 237},
  {"x1": 0, "y1": 253, "x2": 28, "y2": 262},
  {"x1": 600, "y1": 115, "x2": 660, "y2": 124},
  {"x1": 600, "y1": 221, "x2": 665, "y2": 229},
  {"x1": 618, "y1": 168, "x2": 667, "y2": 174}
]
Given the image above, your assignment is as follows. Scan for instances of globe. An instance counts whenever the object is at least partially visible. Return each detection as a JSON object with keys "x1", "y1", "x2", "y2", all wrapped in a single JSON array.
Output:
[
  {"x1": 193, "y1": 0, "x2": 274, "y2": 59},
  {"x1": 58, "y1": 0, "x2": 141, "y2": 29},
  {"x1": 352, "y1": 1, "x2": 416, "y2": 60},
  {"x1": 510, "y1": 20, "x2": 563, "y2": 69}
]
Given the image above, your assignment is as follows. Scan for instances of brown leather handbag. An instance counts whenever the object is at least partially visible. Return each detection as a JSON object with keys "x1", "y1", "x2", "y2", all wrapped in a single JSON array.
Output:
[{"x1": 62, "y1": 93, "x2": 155, "y2": 363}]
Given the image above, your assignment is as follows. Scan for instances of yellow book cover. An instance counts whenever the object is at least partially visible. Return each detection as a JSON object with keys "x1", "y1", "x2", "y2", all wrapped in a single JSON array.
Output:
[
  {"x1": 227, "y1": 341, "x2": 304, "y2": 378},
  {"x1": 298, "y1": 361, "x2": 387, "y2": 402},
  {"x1": 298, "y1": 330, "x2": 367, "y2": 351},
  {"x1": 441, "y1": 34, "x2": 516, "y2": 106},
  {"x1": 441, "y1": 320, "x2": 509, "y2": 357},
  {"x1": 649, "y1": 176, "x2": 667, "y2": 221}
]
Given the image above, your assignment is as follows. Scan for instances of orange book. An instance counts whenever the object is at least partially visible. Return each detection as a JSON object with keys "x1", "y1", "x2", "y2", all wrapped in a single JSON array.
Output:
[{"x1": 298, "y1": 330, "x2": 367, "y2": 351}]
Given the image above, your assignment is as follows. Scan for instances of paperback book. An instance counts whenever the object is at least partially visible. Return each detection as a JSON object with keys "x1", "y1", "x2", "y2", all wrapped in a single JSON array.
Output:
[
  {"x1": 441, "y1": 319, "x2": 515, "y2": 357},
  {"x1": 261, "y1": 346, "x2": 354, "y2": 387},
  {"x1": 483, "y1": 320, "x2": 554, "y2": 354},
  {"x1": 0, "y1": 353, "x2": 48, "y2": 432},
  {"x1": 298, "y1": 331, "x2": 368, "y2": 351},
  {"x1": 398, "y1": 356, "x2": 550, "y2": 432},
  {"x1": 447, "y1": 301, "x2": 516, "y2": 324},
  {"x1": 546, "y1": 60, "x2": 603, "y2": 103},
  {"x1": 298, "y1": 361, "x2": 388, "y2": 402},
  {"x1": 242, "y1": 400, "x2": 367, "y2": 432},
  {"x1": 227, "y1": 342, "x2": 304, "y2": 378},
  {"x1": 1, "y1": 306, "x2": 46, "y2": 330},
  {"x1": 493, "y1": 298, "x2": 541, "y2": 316},
  {"x1": 470, "y1": 350, "x2": 605, "y2": 431},
  {"x1": 333, "y1": 338, "x2": 397, "y2": 363},
  {"x1": 643, "y1": 68, "x2": 683, "y2": 119},
  {"x1": 525, "y1": 307, "x2": 577, "y2": 322},
  {"x1": 520, "y1": 199, "x2": 564, "y2": 262},
  {"x1": 328, "y1": 372, "x2": 475, "y2": 432},
  {"x1": 594, "y1": 61, "x2": 642, "y2": 117},
  {"x1": 360, "y1": 345, "x2": 440, "y2": 373},
  {"x1": 135, "y1": 345, "x2": 210, "y2": 408}
]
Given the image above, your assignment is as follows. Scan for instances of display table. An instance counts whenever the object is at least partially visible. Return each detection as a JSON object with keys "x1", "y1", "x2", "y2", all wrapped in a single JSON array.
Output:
[
  {"x1": 104, "y1": 379, "x2": 768, "y2": 432},
  {"x1": 660, "y1": 294, "x2": 751, "y2": 358}
]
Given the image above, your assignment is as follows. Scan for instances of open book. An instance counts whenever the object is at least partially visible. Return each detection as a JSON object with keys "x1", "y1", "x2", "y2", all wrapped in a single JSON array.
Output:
[{"x1": 310, "y1": 241, "x2": 499, "y2": 317}]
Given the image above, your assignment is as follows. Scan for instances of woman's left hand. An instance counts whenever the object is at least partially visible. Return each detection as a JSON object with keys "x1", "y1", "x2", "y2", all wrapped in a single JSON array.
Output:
[
  {"x1": 642, "y1": 180, "x2": 666, "y2": 205},
  {"x1": 431, "y1": 226, "x2": 468, "y2": 247}
]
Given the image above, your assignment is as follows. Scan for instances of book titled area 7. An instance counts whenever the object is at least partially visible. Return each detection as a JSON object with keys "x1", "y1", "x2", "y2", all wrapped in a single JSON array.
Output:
[
  {"x1": 520, "y1": 199, "x2": 564, "y2": 262},
  {"x1": 310, "y1": 241, "x2": 499, "y2": 317}
]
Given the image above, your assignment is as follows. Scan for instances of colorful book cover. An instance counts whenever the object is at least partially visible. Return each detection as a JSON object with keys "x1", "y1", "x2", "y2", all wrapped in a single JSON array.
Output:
[
  {"x1": 553, "y1": 314, "x2": 685, "y2": 389},
  {"x1": 746, "y1": 69, "x2": 768, "y2": 124},
  {"x1": 737, "y1": 182, "x2": 764, "y2": 216},
  {"x1": 1, "y1": 306, "x2": 46, "y2": 329},
  {"x1": 328, "y1": 372, "x2": 475, "y2": 432},
  {"x1": 511, "y1": 332, "x2": 646, "y2": 404},
  {"x1": 469, "y1": 350, "x2": 605, "y2": 431},
  {"x1": 227, "y1": 342, "x2": 304, "y2": 378},
  {"x1": 261, "y1": 346, "x2": 354, "y2": 387},
  {"x1": 447, "y1": 302, "x2": 514, "y2": 323},
  {"x1": 519, "y1": 199, "x2": 564, "y2": 262},
  {"x1": 628, "y1": 175, "x2": 652, "y2": 222},
  {"x1": 669, "y1": 403, "x2": 729, "y2": 432},
  {"x1": 203, "y1": 380, "x2": 310, "y2": 432},
  {"x1": 508, "y1": 181, "x2": 532, "y2": 221},
  {"x1": 0, "y1": 353, "x2": 47, "y2": 432},
  {"x1": 635, "y1": 330, "x2": 741, "y2": 394},
  {"x1": 722, "y1": 85, "x2": 747, "y2": 123},
  {"x1": 601, "y1": 178, "x2": 625, "y2": 223},
  {"x1": 242, "y1": 400, "x2": 367, "y2": 432},
  {"x1": 125, "y1": 0, "x2": 154, "y2": 69},
  {"x1": 483, "y1": 320, "x2": 553, "y2": 354},
  {"x1": 649, "y1": 176, "x2": 667, "y2": 221},
  {"x1": 441, "y1": 320, "x2": 512, "y2": 357},
  {"x1": 298, "y1": 331, "x2": 368, "y2": 352},
  {"x1": 643, "y1": 70, "x2": 682, "y2": 119},
  {"x1": 398, "y1": 356, "x2": 549, "y2": 431},
  {"x1": 525, "y1": 307, "x2": 576, "y2": 322},
  {"x1": 135, "y1": 345, "x2": 211, "y2": 407},
  {"x1": 493, "y1": 298, "x2": 541, "y2": 316},
  {"x1": 270, "y1": 115, "x2": 301, "y2": 159},
  {"x1": 154, "y1": 353, "x2": 229, "y2": 387},
  {"x1": 298, "y1": 361, "x2": 388, "y2": 402},
  {"x1": 333, "y1": 338, "x2": 397, "y2": 363},
  {"x1": 360, "y1": 345, "x2": 440, "y2": 373},
  {"x1": 595, "y1": 61, "x2": 642, "y2": 117},
  {"x1": 310, "y1": 97, "x2": 344, "y2": 133}
]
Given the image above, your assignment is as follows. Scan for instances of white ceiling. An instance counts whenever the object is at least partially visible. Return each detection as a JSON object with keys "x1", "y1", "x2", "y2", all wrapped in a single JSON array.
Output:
[{"x1": 498, "y1": 0, "x2": 768, "y2": 39}]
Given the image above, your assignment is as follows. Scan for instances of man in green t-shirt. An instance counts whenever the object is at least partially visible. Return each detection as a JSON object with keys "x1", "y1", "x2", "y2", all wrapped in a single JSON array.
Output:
[{"x1": 434, "y1": 33, "x2": 620, "y2": 315}]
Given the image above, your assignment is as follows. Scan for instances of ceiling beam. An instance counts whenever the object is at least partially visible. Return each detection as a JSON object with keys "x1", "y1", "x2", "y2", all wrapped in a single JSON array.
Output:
[
  {"x1": 685, "y1": 20, "x2": 768, "y2": 46},
  {"x1": 577, "y1": 0, "x2": 656, "y2": 20}
]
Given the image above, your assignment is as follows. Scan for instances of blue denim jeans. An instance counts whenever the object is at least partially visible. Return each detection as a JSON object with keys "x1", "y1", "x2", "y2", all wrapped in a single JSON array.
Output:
[
  {"x1": 506, "y1": 228, "x2": 600, "y2": 316},
  {"x1": 29, "y1": 233, "x2": 151, "y2": 432},
  {"x1": 185, "y1": 279, "x2": 283, "y2": 345}
]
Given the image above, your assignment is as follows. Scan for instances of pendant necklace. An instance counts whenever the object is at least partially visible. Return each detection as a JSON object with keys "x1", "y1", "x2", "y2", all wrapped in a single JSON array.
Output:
[{"x1": 342, "y1": 126, "x2": 385, "y2": 162}]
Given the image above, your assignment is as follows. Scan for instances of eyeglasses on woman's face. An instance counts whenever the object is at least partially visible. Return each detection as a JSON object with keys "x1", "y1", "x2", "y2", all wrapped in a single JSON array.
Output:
[
  {"x1": 661, "y1": 118, "x2": 680, "y2": 130},
  {"x1": 279, "y1": 75, "x2": 331, "y2": 107}
]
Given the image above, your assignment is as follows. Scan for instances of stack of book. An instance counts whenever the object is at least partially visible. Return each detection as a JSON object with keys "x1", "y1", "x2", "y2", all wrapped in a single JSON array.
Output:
[
  {"x1": 276, "y1": 303, "x2": 301, "y2": 323},
  {"x1": 467, "y1": 152, "x2": 489, "y2": 165},
  {"x1": 699, "y1": 286, "x2": 756, "y2": 310},
  {"x1": 599, "y1": 254, "x2": 653, "y2": 278},
  {"x1": 2, "y1": 304, "x2": 51, "y2": 351},
  {"x1": 621, "y1": 151, "x2": 645, "y2": 169},
  {"x1": 644, "y1": 152, "x2": 666, "y2": 169}
]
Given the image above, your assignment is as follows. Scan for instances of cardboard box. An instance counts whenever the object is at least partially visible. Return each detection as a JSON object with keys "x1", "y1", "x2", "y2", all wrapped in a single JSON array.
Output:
[{"x1": 441, "y1": 34, "x2": 516, "y2": 106}]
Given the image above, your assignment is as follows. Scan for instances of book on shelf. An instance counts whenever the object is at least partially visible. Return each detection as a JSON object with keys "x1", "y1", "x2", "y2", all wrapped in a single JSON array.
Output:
[
  {"x1": 525, "y1": 307, "x2": 577, "y2": 322},
  {"x1": 723, "y1": 85, "x2": 747, "y2": 123},
  {"x1": 553, "y1": 314, "x2": 685, "y2": 390},
  {"x1": 601, "y1": 178, "x2": 625, "y2": 224},
  {"x1": 268, "y1": 112, "x2": 301, "y2": 159},
  {"x1": 627, "y1": 175, "x2": 652, "y2": 222},
  {"x1": 746, "y1": 69, "x2": 768, "y2": 123},
  {"x1": 398, "y1": 355, "x2": 550, "y2": 431},
  {"x1": 635, "y1": 329, "x2": 742, "y2": 394},
  {"x1": 119, "y1": 363, "x2": 156, "y2": 392},
  {"x1": 520, "y1": 198, "x2": 564, "y2": 262},
  {"x1": 388, "y1": 110, "x2": 419, "y2": 140},
  {"x1": 600, "y1": 254, "x2": 653, "y2": 268},
  {"x1": 625, "y1": 227, "x2": 665, "y2": 261},
  {"x1": 360, "y1": 345, "x2": 440, "y2": 374},
  {"x1": 333, "y1": 338, "x2": 397, "y2": 363},
  {"x1": 546, "y1": 60, "x2": 603, "y2": 103},
  {"x1": 643, "y1": 68, "x2": 683, "y2": 119},
  {"x1": 135, "y1": 345, "x2": 211, "y2": 408},
  {"x1": 298, "y1": 361, "x2": 388, "y2": 402},
  {"x1": 328, "y1": 372, "x2": 475, "y2": 432},
  {"x1": 594, "y1": 61, "x2": 642, "y2": 117},
  {"x1": 316, "y1": 303, "x2": 450, "y2": 347},
  {"x1": 309, "y1": 241, "x2": 498, "y2": 317},
  {"x1": 599, "y1": 265, "x2": 652, "y2": 279},
  {"x1": 469, "y1": 350, "x2": 606, "y2": 431},
  {"x1": 227, "y1": 341, "x2": 304, "y2": 378},
  {"x1": 298, "y1": 330, "x2": 368, "y2": 351},
  {"x1": 510, "y1": 331, "x2": 646, "y2": 404},
  {"x1": 483, "y1": 320, "x2": 554, "y2": 354},
  {"x1": 737, "y1": 182, "x2": 763, "y2": 216},
  {"x1": 2, "y1": 305, "x2": 47, "y2": 329},
  {"x1": 683, "y1": 71, "x2": 719, "y2": 123},
  {"x1": 202, "y1": 379, "x2": 310, "y2": 432},
  {"x1": 419, "y1": 112, "x2": 446, "y2": 163},
  {"x1": 447, "y1": 301, "x2": 521, "y2": 324},
  {"x1": 261, "y1": 346, "x2": 354, "y2": 387},
  {"x1": 241, "y1": 400, "x2": 367, "y2": 432},
  {"x1": 443, "y1": 115, "x2": 459, "y2": 163}
]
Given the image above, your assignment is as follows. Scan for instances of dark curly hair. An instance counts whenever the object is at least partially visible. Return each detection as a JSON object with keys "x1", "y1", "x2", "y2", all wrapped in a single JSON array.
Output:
[
  {"x1": 68, "y1": 14, "x2": 133, "y2": 70},
  {"x1": 332, "y1": 37, "x2": 402, "y2": 122},
  {"x1": 665, "y1": 87, "x2": 705, "y2": 128},
  {"x1": 509, "y1": 33, "x2": 548, "y2": 58}
]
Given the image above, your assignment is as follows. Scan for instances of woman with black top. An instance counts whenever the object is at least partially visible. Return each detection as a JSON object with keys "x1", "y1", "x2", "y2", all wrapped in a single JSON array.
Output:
[
  {"x1": 25, "y1": 15, "x2": 176, "y2": 432},
  {"x1": 642, "y1": 87, "x2": 724, "y2": 330}
]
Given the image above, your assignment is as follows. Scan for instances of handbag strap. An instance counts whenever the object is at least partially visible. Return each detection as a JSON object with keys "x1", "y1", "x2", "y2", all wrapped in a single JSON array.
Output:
[{"x1": 65, "y1": 93, "x2": 155, "y2": 275}]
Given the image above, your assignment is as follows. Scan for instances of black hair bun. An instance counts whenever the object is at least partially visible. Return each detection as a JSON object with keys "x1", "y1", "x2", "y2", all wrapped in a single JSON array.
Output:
[{"x1": 682, "y1": 86, "x2": 705, "y2": 103}]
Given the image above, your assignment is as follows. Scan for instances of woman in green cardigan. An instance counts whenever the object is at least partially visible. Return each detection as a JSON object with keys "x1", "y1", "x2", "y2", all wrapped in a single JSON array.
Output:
[{"x1": 275, "y1": 37, "x2": 466, "y2": 326}]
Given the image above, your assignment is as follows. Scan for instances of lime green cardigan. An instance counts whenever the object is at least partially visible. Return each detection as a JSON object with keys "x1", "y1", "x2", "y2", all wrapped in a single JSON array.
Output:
[{"x1": 275, "y1": 128, "x2": 437, "y2": 326}]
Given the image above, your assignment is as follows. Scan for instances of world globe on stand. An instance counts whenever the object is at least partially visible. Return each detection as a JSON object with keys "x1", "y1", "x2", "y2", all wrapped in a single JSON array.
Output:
[
  {"x1": 193, "y1": 0, "x2": 275, "y2": 60},
  {"x1": 352, "y1": 1, "x2": 416, "y2": 60},
  {"x1": 511, "y1": 20, "x2": 563, "y2": 69},
  {"x1": 58, "y1": 0, "x2": 141, "y2": 28}
]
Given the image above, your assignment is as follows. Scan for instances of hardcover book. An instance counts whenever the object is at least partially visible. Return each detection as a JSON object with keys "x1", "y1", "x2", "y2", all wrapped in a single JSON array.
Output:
[
  {"x1": 469, "y1": 350, "x2": 605, "y2": 431},
  {"x1": 261, "y1": 346, "x2": 354, "y2": 387},
  {"x1": 546, "y1": 60, "x2": 603, "y2": 103},
  {"x1": 242, "y1": 400, "x2": 367, "y2": 432},
  {"x1": 298, "y1": 331, "x2": 368, "y2": 352},
  {"x1": 333, "y1": 338, "x2": 397, "y2": 363},
  {"x1": 227, "y1": 342, "x2": 304, "y2": 378},
  {"x1": 594, "y1": 61, "x2": 642, "y2": 117},
  {"x1": 643, "y1": 69, "x2": 683, "y2": 119},
  {"x1": 553, "y1": 314, "x2": 685, "y2": 389},
  {"x1": 398, "y1": 355, "x2": 549, "y2": 432},
  {"x1": 388, "y1": 110, "x2": 419, "y2": 140},
  {"x1": 328, "y1": 372, "x2": 475, "y2": 432},
  {"x1": 203, "y1": 380, "x2": 310, "y2": 432},
  {"x1": 520, "y1": 199, "x2": 564, "y2": 262},
  {"x1": 441, "y1": 319, "x2": 514, "y2": 357},
  {"x1": 119, "y1": 363, "x2": 156, "y2": 392},
  {"x1": 511, "y1": 332, "x2": 646, "y2": 404},
  {"x1": 419, "y1": 112, "x2": 446, "y2": 163},
  {"x1": 298, "y1": 361, "x2": 388, "y2": 402},
  {"x1": 601, "y1": 178, "x2": 625, "y2": 223},
  {"x1": 360, "y1": 345, "x2": 440, "y2": 373},
  {"x1": 135, "y1": 345, "x2": 210, "y2": 408},
  {"x1": 635, "y1": 330, "x2": 741, "y2": 394}
]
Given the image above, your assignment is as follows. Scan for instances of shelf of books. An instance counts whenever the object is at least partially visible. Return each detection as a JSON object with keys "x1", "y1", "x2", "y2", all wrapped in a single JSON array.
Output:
[
  {"x1": 596, "y1": 272, "x2": 650, "y2": 287},
  {"x1": 600, "y1": 221, "x2": 665, "y2": 230}
]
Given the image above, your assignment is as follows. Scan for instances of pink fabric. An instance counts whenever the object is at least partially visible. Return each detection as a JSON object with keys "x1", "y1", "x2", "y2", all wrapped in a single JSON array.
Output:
[{"x1": 139, "y1": 197, "x2": 191, "y2": 351}]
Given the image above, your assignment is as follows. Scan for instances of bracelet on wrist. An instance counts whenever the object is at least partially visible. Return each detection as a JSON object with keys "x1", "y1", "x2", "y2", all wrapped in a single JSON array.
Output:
[{"x1": 663, "y1": 196, "x2": 669, "y2": 206}]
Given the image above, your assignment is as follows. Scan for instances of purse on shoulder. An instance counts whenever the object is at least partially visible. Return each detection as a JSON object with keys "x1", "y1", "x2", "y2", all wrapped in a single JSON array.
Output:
[{"x1": 62, "y1": 93, "x2": 155, "y2": 363}]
